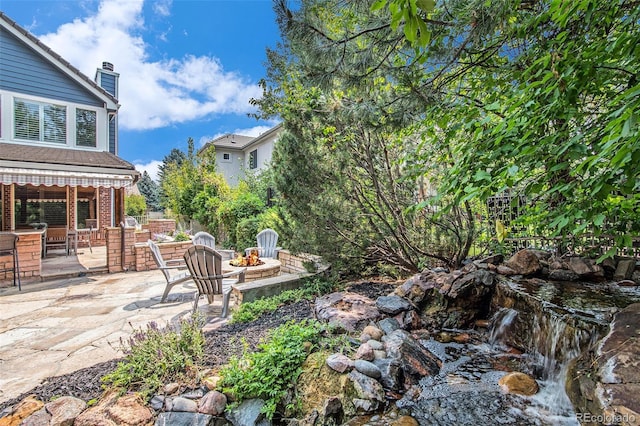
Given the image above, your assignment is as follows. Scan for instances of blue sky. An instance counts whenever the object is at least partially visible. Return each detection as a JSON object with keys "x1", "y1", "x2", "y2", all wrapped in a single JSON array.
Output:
[{"x1": 1, "y1": 0, "x2": 282, "y2": 180}]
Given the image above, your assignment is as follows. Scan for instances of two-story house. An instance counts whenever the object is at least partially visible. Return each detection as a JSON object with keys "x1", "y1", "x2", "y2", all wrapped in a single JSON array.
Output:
[
  {"x1": 0, "y1": 12, "x2": 138, "y2": 235},
  {"x1": 199, "y1": 123, "x2": 282, "y2": 187}
]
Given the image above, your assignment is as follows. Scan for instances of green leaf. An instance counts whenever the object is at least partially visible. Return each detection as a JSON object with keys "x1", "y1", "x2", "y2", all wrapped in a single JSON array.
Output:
[
  {"x1": 371, "y1": 0, "x2": 387, "y2": 11},
  {"x1": 416, "y1": 0, "x2": 435, "y2": 12}
]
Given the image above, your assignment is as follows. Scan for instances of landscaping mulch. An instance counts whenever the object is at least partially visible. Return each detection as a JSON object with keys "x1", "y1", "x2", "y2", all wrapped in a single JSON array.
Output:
[{"x1": 0, "y1": 300, "x2": 314, "y2": 413}]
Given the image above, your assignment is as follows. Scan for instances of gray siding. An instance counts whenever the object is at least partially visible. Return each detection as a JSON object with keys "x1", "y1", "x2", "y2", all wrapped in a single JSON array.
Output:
[{"x1": 0, "y1": 27, "x2": 103, "y2": 107}]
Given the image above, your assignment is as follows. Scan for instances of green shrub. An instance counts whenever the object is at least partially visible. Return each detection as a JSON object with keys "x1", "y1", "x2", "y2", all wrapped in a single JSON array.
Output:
[
  {"x1": 230, "y1": 278, "x2": 335, "y2": 324},
  {"x1": 102, "y1": 315, "x2": 205, "y2": 400},
  {"x1": 219, "y1": 320, "x2": 326, "y2": 419},
  {"x1": 236, "y1": 216, "x2": 262, "y2": 252},
  {"x1": 125, "y1": 194, "x2": 147, "y2": 216},
  {"x1": 173, "y1": 230, "x2": 190, "y2": 242}
]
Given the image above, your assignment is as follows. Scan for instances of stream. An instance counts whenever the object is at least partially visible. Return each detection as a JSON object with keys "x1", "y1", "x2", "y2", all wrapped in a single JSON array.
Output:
[{"x1": 347, "y1": 279, "x2": 640, "y2": 425}]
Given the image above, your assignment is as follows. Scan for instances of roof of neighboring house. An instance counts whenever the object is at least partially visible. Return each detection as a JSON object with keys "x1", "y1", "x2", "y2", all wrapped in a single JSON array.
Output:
[
  {"x1": 0, "y1": 12, "x2": 119, "y2": 108},
  {"x1": 198, "y1": 123, "x2": 283, "y2": 154},
  {"x1": 0, "y1": 142, "x2": 136, "y2": 171},
  {"x1": 203, "y1": 134, "x2": 255, "y2": 152},
  {"x1": 242, "y1": 123, "x2": 283, "y2": 150}
]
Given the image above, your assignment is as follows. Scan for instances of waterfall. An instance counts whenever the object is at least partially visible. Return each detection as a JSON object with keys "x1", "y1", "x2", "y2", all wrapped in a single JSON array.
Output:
[{"x1": 488, "y1": 306, "x2": 598, "y2": 424}]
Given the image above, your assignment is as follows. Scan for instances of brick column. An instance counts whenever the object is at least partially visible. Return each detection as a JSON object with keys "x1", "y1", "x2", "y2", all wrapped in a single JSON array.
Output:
[
  {"x1": 106, "y1": 226, "x2": 136, "y2": 273},
  {"x1": 99, "y1": 187, "x2": 112, "y2": 227},
  {"x1": 2, "y1": 185, "x2": 12, "y2": 231},
  {"x1": 68, "y1": 187, "x2": 76, "y2": 230}
]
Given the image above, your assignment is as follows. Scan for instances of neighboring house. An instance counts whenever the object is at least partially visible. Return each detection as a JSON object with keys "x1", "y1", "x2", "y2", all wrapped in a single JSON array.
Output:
[
  {"x1": 0, "y1": 12, "x2": 138, "y2": 234},
  {"x1": 199, "y1": 123, "x2": 282, "y2": 187}
]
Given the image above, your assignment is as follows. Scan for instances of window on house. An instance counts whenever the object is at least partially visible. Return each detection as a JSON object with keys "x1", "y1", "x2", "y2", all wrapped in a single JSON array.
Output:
[
  {"x1": 14, "y1": 184, "x2": 67, "y2": 228},
  {"x1": 14, "y1": 99, "x2": 67, "y2": 143},
  {"x1": 223, "y1": 153, "x2": 231, "y2": 161},
  {"x1": 76, "y1": 108, "x2": 97, "y2": 147},
  {"x1": 249, "y1": 149, "x2": 258, "y2": 169}
]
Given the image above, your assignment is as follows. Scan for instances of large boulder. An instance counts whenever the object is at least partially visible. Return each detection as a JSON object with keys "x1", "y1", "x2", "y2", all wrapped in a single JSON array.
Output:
[
  {"x1": 568, "y1": 303, "x2": 640, "y2": 425},
  {"x1": 384, "y1": 329, "x2": 441, "y2": 388},
  {"x1": 315, "y1": 292, "x2": 381, "y2": 332},
  {"x1": 504, "y1": 249, "x2": 541, "y2": 276}
]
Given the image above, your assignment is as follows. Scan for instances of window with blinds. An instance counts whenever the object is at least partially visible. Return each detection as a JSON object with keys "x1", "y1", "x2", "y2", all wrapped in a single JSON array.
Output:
[
  {"x1": 14, "y1": 99, "x2": 67, "y2": 144},
  {"x1": 76, "y1": 108, "x2": 97, "y2": 147},
  {"x1": 249, "y1": 149, "x2": 258, "y2": 169}
]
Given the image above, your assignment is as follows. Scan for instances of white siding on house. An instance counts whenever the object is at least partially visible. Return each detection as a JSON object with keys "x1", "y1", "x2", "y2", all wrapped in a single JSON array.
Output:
[{"x1": 216, "y1": 149, "x2": 245, "y2": 187}]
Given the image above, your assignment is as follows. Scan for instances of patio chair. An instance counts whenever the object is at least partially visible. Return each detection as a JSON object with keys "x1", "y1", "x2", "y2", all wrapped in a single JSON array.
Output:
[
  {"x1": 193, "y1": 231, "x2": 216, "y2": 248},
  {"x1": 44, "y1": 227, "x2": 69, "y2": 257},
  {"x1": 245, "y1": 228, "x2": 281, "y2": 258},
  {"x1": 148, "y1": 239, "x2": 192, "y2": 302},
  {"x1": 193, "y1": 231, "x2": 235, "y2": 260},
  {"x1": 183, "y1": 244, "x2": 246, "y2": 317},
  {"x1": 0, "y1": 233, "x2": 21, "y2": 290}
]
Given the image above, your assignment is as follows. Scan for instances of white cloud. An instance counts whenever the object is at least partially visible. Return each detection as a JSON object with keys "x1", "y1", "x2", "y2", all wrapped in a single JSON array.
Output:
[
  {"x1": 134, "y1": 160, "x2": 162, "y2": 182},
  {"x1": 37, "y1": 0, "x2": 261, "y2": 131}
]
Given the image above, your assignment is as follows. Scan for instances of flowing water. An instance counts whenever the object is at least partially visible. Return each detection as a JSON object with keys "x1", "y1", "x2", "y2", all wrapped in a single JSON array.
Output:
[{"x1": 347, "y1": 279, "x2": 640, "y2": 425}]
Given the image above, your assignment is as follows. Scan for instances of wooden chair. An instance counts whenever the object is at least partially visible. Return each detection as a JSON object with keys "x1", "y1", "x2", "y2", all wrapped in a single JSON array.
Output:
[
  {"x1": 245, "y1": 228, "x2": 281, "y2": 258},
  {"x1": 148, "y1": 239, "x2": 192, "y2": 302},
  {"x1": 193, "y1": 231, "x2": 216, "y2": 248},
  {"x1": 183, "y1": 245, "x2": 246, "y2": 317},
  {"x1": 45, "y1": 227, "x2": 69, "y2": 257},
  {"x1": 0, "y1": 233, "x2": 21, "y2": 290},
  {"x1": 193, "y1": 231, "x2": 235, "y2": 260}
]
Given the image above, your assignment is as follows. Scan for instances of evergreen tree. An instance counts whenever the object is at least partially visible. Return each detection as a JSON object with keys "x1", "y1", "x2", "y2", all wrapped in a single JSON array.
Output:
[{"x1": 137, "y1": 171, "x2": 161, "y2": 212}]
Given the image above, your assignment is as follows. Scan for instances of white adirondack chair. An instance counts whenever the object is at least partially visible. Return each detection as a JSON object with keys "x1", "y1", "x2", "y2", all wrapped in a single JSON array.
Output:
[
  {"x1": 148, "y1": 239, "x2": 192, "y2": 302},
  {"x1": 245, "y1": 228, "x2": 281, "y2": 258}
]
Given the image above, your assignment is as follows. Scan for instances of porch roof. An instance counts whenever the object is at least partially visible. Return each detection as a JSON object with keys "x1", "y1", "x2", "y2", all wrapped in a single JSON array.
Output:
[
  {"x1": 0, "y1": 142, "x2": 138, "y2": 188},
  {"x1": 0, "y1": 167, "x2": 135, "y2": 188}
]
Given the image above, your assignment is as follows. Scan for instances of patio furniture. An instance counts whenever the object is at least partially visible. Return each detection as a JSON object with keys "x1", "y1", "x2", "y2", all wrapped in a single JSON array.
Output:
[
  {"x1": 245, "y1": 228, "x2": 281, "y2": 258},
  {"x1": 183, "y1": 244, "x2": 246, "y2": 317},
  {"x1": 0, "y1": 233, "x2": 21, "y2": 290},
  {"x1": 193, "y1": 231, "x2": 235, "y2": 260},
  {"x1": 148, "y1": 239, "x2": 192, "y2": 302},
  {"x1": 44, "y1": 227, "x2": 69, "y2": 257},
  {"x1": 193, "y1": 231, "x2": 216, "y2": 248}
]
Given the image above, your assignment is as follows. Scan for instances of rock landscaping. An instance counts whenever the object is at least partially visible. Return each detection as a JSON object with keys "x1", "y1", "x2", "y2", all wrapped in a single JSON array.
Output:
[{"x1": 1, "y1": 250, "x2": 638, "y2": 425}]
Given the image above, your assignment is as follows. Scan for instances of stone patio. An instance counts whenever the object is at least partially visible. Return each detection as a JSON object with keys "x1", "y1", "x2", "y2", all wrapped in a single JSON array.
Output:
[{"x1": 0, "y1": 269, "x2": 227, "y2": 405}]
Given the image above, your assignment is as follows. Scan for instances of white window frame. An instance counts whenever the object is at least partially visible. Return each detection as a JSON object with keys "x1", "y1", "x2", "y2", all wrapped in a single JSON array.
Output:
[
  {"x1": 75, "y1": 108, "x2": 97, "y2": 147},
  {"x1": 221, "y1": 152, "x2": 232, "y2": 163},
  {"x1": 14, "y1": 97, "x2": 67, "y2": 144}
]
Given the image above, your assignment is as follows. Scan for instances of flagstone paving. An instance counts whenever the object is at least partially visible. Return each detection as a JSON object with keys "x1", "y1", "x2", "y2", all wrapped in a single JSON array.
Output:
[{"x1": 0, "y1": 270, "x2": 228, "y2": 405}]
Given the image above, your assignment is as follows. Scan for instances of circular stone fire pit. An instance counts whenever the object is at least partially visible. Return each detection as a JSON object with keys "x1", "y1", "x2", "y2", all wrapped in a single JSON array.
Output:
[{"x1": 224, "y1": 257, "x2": 281, "y2": 282}]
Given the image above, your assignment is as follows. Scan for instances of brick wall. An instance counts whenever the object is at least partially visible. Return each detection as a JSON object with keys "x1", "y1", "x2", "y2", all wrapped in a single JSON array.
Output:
[
  {"x1": 0, "y1": 232, "x2": 42, "y2": 283},
  {"x1": 134, "y1": 240, "x2": 193, "y2": 271},
  {"x1": 68, "y1": 187, "x2": 76, "y2": 230},
  {"x1": 105, "y1": 226, "x2": 137, "y2": 272},
  {"x1": 278, "y1": 250, "x2": 314, "y2": 273},
  {"x1": 148, "y1": 219, "x2": 177, "y2": 238},
  {"x1": 98, "y1": 187, "x2": 112, "y2": 229},
  {"x1": 135, "y1": 230, "x2": 151, "y2": 243},
  {"x1": 2, "y1": 185, "x2": 11, "y2": 231}
]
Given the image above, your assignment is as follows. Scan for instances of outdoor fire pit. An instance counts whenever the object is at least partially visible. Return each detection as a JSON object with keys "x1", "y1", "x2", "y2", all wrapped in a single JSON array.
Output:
[{"x1": 229, "y1": 249, "x2": 264, "y2": 267}]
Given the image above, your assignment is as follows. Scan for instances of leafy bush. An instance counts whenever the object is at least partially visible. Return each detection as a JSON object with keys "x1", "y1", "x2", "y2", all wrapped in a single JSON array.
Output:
[
  {"x1": 173, "y1": 230, "x2": 191, "y2": 242},
  {"x1": 102, "y1": 315, "x2": 205, "y2": 400},
  {"x1": 230, "y1": 278, "x2": 335, "y2": 324},
  {"x1": 219, "y1": 320, "x2": 326, "y2": 419},
  {"x1": 125, "y1": 194, "x2": 147, "y2": 216},
  {"x1": 217, "y1": 187, "x2": 265, "y2": 249},
  {"x1": 236, "y1": 216, "x2": 262, "y2": 252}
]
